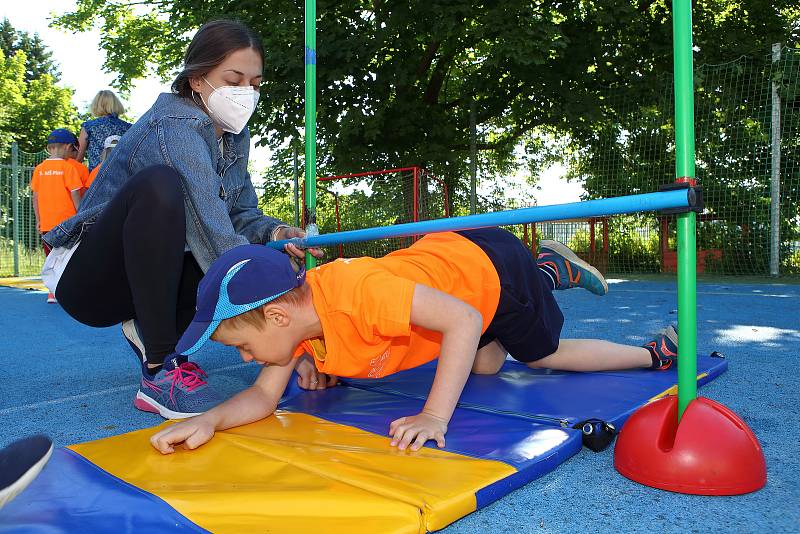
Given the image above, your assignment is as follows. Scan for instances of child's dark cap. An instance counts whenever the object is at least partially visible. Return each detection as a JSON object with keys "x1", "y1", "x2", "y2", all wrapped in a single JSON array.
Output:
[{"x1": 176, "y1": 245, "x2": 305, "y2": 355}]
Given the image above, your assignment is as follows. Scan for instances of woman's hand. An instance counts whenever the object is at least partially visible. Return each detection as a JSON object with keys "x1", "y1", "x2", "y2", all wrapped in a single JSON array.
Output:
[
  {"x1": 150, "y1": 416, "x2": 217, "y2": 454},
  {"x1": 388, "y1": 411, "x2": 448, "y2": 451},
  {"x1": 276, "y1": 226, "x2": 324, "y2": 260},
  {"x1": 295, "y1": 354, "x2": 338, "y2": 390}
]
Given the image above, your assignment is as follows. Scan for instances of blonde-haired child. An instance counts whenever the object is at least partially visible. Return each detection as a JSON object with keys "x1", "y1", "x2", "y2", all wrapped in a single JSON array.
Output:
[
  {"x1": 30, "y1": 129, "x2": 83, "y2": 303},
  {"x1": 76, "y1": 90, "x2": 131, "y2": 171}
]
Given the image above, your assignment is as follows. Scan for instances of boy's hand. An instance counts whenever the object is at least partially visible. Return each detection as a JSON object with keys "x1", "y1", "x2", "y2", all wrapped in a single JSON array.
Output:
[
  {"x1": 150, "y1": 417, "x2": 216, "y2": 455},
  {"x1": 295, "y1": 354, "x2": 338, "y2": 390},
  {"x1": 389, "y1": 411, "x2": 448, "y2": 451}
]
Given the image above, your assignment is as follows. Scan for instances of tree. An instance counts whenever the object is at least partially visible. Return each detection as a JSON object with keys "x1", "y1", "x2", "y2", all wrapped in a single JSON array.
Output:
[
  {"x1": 57, "y1": 0, "x2": 791, "y2": 165},
  {"x1": 0, "y1": 49, "x2": 79, "y2": 154},
  {"x1": 54, "y1": 0, "x2": 797, "y2": 217},
  {"x1": 0, "y1": 49, "x2": 27, "y2": 153},
  {"x1": 0, "y1": 20, "x2": 79, "y2": 154},
  {"x1": 0, "y1": 18, "x2": 60, "y2": 83}
]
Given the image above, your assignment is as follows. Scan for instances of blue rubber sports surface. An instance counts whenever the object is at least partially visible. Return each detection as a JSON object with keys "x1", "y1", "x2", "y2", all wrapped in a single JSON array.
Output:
[
  {"x1": 0, "y1": 278, "x2": 797, "y2": 532},
  {"x1": 0, "y1": 329, "x2": 720, "y2": 532}
]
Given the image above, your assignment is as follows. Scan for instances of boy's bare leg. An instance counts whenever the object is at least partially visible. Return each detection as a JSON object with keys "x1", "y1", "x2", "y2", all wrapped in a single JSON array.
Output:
[
  {"x1": 526, "y1": 339, "x2": 651, "y2": 372},
  {"x1": 472, "y1": 340, "x2": 507, "y2": 375}
]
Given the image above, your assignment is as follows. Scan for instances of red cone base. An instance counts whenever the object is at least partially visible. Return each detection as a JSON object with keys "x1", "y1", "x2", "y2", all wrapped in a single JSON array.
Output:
[{"x1": 614, "y1": 395, "x2": 766, "y2": 495}]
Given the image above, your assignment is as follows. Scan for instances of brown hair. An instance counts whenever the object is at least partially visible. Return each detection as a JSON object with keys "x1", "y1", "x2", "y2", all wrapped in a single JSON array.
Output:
[
  {"x1": 210, "y1": 283, "x2": 311, "y2": 339},
  {"x1": 172, "y1": 20, "x2": 264, "y2": 98}
]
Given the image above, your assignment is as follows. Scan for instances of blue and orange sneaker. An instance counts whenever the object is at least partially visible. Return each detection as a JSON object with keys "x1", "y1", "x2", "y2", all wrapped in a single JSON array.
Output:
[
  {"x1": 644, "y1": 325, "x2": 679, "y2": 370},
  {"x1": 134, "y1": 356, "x2": 221, "y2": 419},
  {"x1": 537, "y1": 240, "x2": 608, "y2": 296}
]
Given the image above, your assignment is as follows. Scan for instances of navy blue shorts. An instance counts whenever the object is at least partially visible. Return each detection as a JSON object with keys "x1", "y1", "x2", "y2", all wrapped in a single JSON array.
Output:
[{"x1": 458, "y1": 227, "x2": 564, "y2": 362}]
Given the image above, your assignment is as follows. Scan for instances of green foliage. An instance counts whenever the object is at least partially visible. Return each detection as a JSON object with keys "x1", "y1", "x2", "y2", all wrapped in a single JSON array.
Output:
[
  {"x1": 787, "y1": 248, "x2": 800, "y2": 274},
  {"x1": 257, "y1": 178, "x2": 296, "y2": 227},
  {"x1": 0, "y1": 20, "x2": 80, "y2": 154},
  {"x1": 606, "y1": 215, "x2": 662, "y2": 273},
  {"x1": 567, "y1": 229, "x2": 600, "y2": 257},
  {"x1": 0, "y1": 50, "x2": 26, "y2": 152},
  {"x1": 53, "y1": 2, "x2": 183, "y2": 93},
  {"x1": 13, "y1": 72, "x2": 80, "y2": 152},
  {"x1": 0, "y1": 18, "x2": 60, "y2": 82},
  {"x1": 568, "y1": 45, "x2": 800, "y2": 275},
  {"x1": 50, "y1": 1, "x2": 799, "y2": 275},
  {"x1": 55, "y1": 1, "x2": 794, "y2": 212},
  {"x1": 0, "y1": 49, "x2": 80, "y2": 153}
]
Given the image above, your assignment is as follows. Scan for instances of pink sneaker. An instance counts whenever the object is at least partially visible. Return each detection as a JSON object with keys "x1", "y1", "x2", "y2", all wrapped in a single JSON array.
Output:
[
  {"x1": 134, "y1": 357, "x2": 221, "y2": 419},
  {"x1": 46, "y1": 293, "x2": 57, "y2": 304}
]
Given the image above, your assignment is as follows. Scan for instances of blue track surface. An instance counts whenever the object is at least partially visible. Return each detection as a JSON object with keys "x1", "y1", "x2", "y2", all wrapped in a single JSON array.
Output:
[{"x1": 0, "y1": 278, "x2": 798, "y2": 532}]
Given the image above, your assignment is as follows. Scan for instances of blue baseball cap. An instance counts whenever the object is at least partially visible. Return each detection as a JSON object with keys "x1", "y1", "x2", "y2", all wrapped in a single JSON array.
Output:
[
  {"x1": 46, "y1": 128, "x2": 78, "y2": 145},
  {"x1": 176, "y1": 245, "x2": 306, "y2": 355}
]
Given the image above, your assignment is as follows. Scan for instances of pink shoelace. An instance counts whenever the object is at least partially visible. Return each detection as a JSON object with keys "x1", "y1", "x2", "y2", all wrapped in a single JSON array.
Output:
[
  {"x1": 165, "y1": 362, "x2": 207, "y2": 393},
  {"x1": 181, "y1": 361, "x2": 208, "y2": 379}
]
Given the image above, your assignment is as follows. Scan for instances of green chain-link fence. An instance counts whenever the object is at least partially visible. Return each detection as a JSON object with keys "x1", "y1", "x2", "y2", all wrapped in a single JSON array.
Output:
[
  {"x1": 260, "y1": 45, "x2": 799, "y2": 277},
  {"x1": 0, "y1": 144, "x2": 48, "y2": 277},
  {"x1": 548, "y1": 43, "x2": 800, "y2": 276},
  {"x1": 3, "y1": 44, "x2": 798, "y2": 279}
]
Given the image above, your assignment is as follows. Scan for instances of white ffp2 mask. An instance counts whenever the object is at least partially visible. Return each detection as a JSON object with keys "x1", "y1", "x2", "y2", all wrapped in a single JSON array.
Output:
[{"x1": 201, "y1": 78, "x2": 260, "y2": 134}]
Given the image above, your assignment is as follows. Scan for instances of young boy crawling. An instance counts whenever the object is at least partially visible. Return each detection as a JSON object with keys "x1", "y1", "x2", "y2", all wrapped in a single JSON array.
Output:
[{"x1": 150, "y1": 228, "x2": 677, "y2": 454}]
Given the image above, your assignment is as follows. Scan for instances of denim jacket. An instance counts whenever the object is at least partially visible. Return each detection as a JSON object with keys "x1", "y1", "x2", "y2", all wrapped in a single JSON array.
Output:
[{"x1": 44, "y1": 93, "x2": 285, "y2": 272}]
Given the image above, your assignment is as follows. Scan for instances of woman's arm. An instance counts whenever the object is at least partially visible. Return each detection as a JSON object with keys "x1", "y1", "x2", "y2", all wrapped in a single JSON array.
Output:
[
  {"x1": 159, "y1": 121, "x2": 252, "y2": 265},
  {"x1": 230, "y1": 176, "x2": 324, "y2": 260},
  {"x1": 76, "y1": 128, "x2": 88, "y2": 163}
]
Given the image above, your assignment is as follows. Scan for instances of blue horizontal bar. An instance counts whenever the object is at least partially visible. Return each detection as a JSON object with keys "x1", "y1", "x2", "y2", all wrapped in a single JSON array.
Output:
[{"x1": 267, "y1": 189, "x2": 691, "y2": 250}]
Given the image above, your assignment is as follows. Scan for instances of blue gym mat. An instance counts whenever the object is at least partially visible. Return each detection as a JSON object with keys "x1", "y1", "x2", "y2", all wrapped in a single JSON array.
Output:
[
  {"x1": 0, "y1": 352, "x2": 726, "y2": 533},
  {"x1": 341, "y1": 354, "x2": 728, "y2": 427}
]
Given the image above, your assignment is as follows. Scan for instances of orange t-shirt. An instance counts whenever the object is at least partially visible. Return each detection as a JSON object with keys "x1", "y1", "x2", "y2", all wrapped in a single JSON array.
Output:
[
  {"x1": 67, "y1": 158, "x2": 90, "y2": 188},
  {"x1": 295, "y1": 232, "x2": 501, "y2": 379},
  {"x1": 86, "y1": 164, "x2": 101, "y2": 188},
  {"x1": 30, "y1": 159, "x2": 83, "y2": 232}
]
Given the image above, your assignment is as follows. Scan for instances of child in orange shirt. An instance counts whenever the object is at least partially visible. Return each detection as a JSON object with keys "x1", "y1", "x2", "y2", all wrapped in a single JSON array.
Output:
[
  {"x1": 66, "y1": 145, "x2": 90, "y2": 192},
  {"x1": 30, "y1": 129, "x2": 84, "y2": 303},
  {"x1": 85, "y1": 135, "x2": 120, "y2": 189},
  {"x1": 150, "y1": 228, "x2": 678, "y2": 454}
]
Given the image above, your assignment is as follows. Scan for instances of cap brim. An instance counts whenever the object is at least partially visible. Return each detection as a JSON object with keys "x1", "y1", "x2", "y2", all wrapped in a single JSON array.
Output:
[{"x1": 176, "y1": 318, "x2": 221, "y2": 356}]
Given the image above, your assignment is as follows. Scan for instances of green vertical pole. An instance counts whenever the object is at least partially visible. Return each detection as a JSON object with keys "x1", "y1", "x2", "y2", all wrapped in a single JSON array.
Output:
[
  {"x1": 304, "y1": 0, "x2": 317, "y2": 269},
  {"x1": 673, "y1": 0, "x2": 697, "y2": 419},
  {"x1": 293, "y1": 141, "x2": 300, "y2": 228},
  {"x1": 11, "y1": 142, "x2": 20, "y2": 277}
]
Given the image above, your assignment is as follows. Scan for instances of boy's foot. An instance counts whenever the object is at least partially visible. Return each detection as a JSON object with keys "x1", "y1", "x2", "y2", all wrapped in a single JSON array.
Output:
[
  {"x1": 134, "y1": 356, "x2": 221, "y2": 419},
  {"x1": 46, "y1": 293, "x2": 57, "y2": 304},
  {"x1": 122, "y1": 319, "x2": 146, "y2": 365},
  {"x1": 0, "y1": 434, "x2": 53, "y2": 510},
  {"x1": 537, "y1": 240, "x2": 608, "y2": 295},
  {"x1": 644, "y1": 325, "x2": 678, "y2": 370}
]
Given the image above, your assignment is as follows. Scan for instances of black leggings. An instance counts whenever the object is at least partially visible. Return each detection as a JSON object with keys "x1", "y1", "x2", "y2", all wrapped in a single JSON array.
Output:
[{"x1": 56, "y1": 165, "x2": 203, "y2": 365}]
